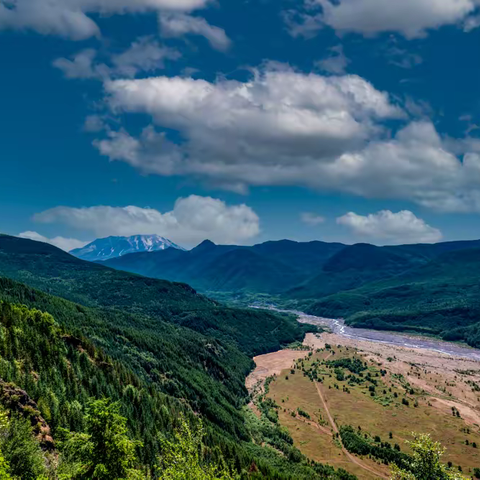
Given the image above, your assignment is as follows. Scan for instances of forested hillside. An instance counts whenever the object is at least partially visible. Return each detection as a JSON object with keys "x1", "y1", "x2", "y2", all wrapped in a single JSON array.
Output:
[
  {"x1": 102, "y1": 239, "x2": 345, "y2": 294},
  {"x1": 0, "y1": 235, "x2": 307, "y2": 356},
  {"x1": 287, "y1": 240, "x2": 480, "y2": 299},
  {"x1": 102, "y1": 236, "x2": 480, "y2": 305},
  {"x1": 0, "y1": 234, "x2": 355, "y2": 478},
  {"x1": 307, "y1": 247, "x2": 480, "y2": 347},
  {"x1": 0, "y1": 296, "x2": 354, "y2": 478}
]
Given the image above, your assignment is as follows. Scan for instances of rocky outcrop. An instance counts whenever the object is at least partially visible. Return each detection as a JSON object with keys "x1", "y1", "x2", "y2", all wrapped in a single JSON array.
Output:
[{"x1": 0, "y1": 380, "x2": 54, "y2": 450}]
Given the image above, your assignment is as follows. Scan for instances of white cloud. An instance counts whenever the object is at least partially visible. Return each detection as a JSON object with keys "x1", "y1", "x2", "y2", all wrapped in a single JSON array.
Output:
[
  {"x1": 336, "y1": 210, "x2": 443, "y2": 245},
  {"x1": 464, "y1": 13, "x2": 480, "y2": 31},
  {"x1": 94, "y1": 66, "x2": 480, "y2": 213},
  {"x1": 53, "y1": 49, "x2": 110, "y2": 80},
  {"x1": 301, "y1": 213, "x2": 326, "y2": 226},
  {"x1": 0, "y1": 0, "x2": 210, "y2": 40},
  {"x1": 54, "y1": 37, "x2": 180, "y2": 80},
  {"x1": 159, "y1": 13, "x2": 231, "y2": 51},
  {"x1": 329, "y1": 121, "x2": 480, "y2": 212},
  {"x1": 111, "y1": 37, "x2": 181, "y2": 77},
  {"x1": 33, "y1": 195, "x2": 260, "y2": 247},
  {"x1": 316, "y1": 0, "x2": 478, "y2": 38},
  {"x1": 315, "y1": 45, "x2": 350, "y2": 74},
  {"x1": 98, "y1": 66, "x2": 402, "y2": 189},
  {"x1": 18, "y1": 231, "x2": 87, "y2": 252}
]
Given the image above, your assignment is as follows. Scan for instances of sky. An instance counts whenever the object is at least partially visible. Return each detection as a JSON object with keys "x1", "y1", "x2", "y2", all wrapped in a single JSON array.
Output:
[{"x1": 3, "y1": 0, "x2": 480, "y2": 250}]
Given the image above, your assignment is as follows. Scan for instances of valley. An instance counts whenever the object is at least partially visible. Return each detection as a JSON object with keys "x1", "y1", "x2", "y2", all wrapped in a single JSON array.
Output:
[
  {"x1": 101, "y1": 237, "x2": 480, "y2": 351},
  {"x1": 247, "y1": 323, "x2": 480, "y2": 479},
  {"x1": 0, "y1": 233, "x2": 479, "y2": 478}
]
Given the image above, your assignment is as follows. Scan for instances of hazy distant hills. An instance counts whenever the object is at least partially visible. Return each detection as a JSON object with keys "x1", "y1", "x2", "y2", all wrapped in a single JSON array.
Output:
[
  {"x1": 307, "y1": 246, "x2": 480, "y2": 346},
  {"x1": 101, "y1": 237, "x2": 480, "y2": 298},
  {"x1": 70, "y1": 234, "x2": 185, "y2": 261},
  {"x1": 102, "y1": 239, "x2": 346, "y2": 294},
  {"x1": 0, "y1": 234, "x2": 306, "y2": 356},
  {"x1": 287, "y1": 239, "x2": 480, "y2": 299},
  {"x1": 99, "y1": 236, "x2": 480, "y2": 347}
]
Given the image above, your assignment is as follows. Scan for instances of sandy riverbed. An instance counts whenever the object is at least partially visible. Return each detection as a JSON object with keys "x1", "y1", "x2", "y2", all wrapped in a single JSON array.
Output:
[{"x1": 304, "y1": 332, "x2": 480, "y2": 427}]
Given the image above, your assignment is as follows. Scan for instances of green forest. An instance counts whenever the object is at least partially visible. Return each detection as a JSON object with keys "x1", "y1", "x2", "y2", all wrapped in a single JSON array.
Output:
[
  {"x1": 0, "y1": 235, "x2": 358, "y2": 478},
  {"x1": 306, "y1": 247, "x2": 480, "y2": 347}
]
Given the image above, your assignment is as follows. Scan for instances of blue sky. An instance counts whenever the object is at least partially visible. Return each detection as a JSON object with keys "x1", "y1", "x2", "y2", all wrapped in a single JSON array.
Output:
[{"x1": 2, "y1": 0, "x2": 480, "y2": 249}]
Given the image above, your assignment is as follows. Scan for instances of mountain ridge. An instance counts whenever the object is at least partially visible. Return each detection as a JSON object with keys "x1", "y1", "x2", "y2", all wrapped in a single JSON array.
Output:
[
  {"x1": 100, "y1": 237, "x2": 480, "y2": 299},
  {"x1": 70, "y1": 234, "x2": 185, "y2": 261},
  {"x1": 101, "y1": 239, "x2": 347, "y2": 294}
]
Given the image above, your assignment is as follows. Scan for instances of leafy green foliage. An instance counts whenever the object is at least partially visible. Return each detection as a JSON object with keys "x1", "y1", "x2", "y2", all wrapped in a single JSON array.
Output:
[
  {"x1": 326, "y1": 358, "x2": 367, "y2": 375},
  {"x1": 158, "y1": 414, "x2": 233, "y2": 480},
  {"x1": 340, "y1": 426, "x2": 410, "y2": 469},
  {"x1": 0, "y1": 299, "x2": 191, "y2": 467},
  {"x1": 59, "y1": 398, "x2": 142, "y2": 479},
  {"x1": 0, "y1": 410, "x2": 46, "y2": 479},
  {"x1": 390, "y1": 433, "x2": 467, "y2": 479},
  {"x1": 0, "y1": 298, "x2": 357, "y2": 478},
  {"x1": 0, "y1": 236, "x2": 356, "y2": 478}
]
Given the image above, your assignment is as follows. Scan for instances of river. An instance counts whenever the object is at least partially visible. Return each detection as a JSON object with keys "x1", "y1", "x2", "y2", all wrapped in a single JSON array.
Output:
[{"x1": 253, "y1": 306, "x2": 480, "y2": 362}]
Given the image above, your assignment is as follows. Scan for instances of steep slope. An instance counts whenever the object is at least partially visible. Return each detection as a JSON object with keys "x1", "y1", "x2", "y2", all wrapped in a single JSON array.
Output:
[
  {"x1": 249, "y1": 239, "x2": 345, "y2": 276},
  {"x1": 288, "y1": 240, "x2": 480, "y2": 300},
  {"x1": 70, "y1": 234, "x2": 184, "y2": 261},
  {"x1": 0, "y1": 235, "x2": 356, "y2": 478},
  {"x1": 0, "y1": 234, "x2": 307, "y2": 356},
  {"x1": 103, "y1": 239, "x2": 346, "y2": 294},
  {"x1": 0, "y1": 286, "x2": 351, "y2": 479},
  {"x1": 197, "y1": 249, "x2": 304, "y2": 292},
  {"x1": 307, "y1": 247, "x2": 480, "y2": 347},
  {"x1": 0, "y1": 275, "x2": 253, "y2": 442}
]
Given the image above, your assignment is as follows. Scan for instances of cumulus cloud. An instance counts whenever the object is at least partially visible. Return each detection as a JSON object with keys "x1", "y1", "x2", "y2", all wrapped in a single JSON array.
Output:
[
  {"x1": 97, "y1": 66, "x2": 402, "y2": 190},
  {"x1": 97, "y1": 74, "x2": 480, "y2": 215},
  {"x1": 329, "y1": 121, "x2": 480, "y2": 212},
  {"x1": 159, "y1": 13, "x2": 231, "y2": 51},
  {"x1": 33, "y1": 195, "x2": 260, "y2": 246},
  {"x1": 336, "y1": 210, "x2": 443, "y2": 245},
  {"x1": 301, "y1": 213, "x2": 326, "y2": 226},
  {"x1": 54, "y1": 37, "x2": 180, "y2": 80},
  {"x1": 0, "y1": 0, "x2": 211, "y2": 40},
  {"x1": 89, "y1": 64, "x2": 480, "y2": 213},
  {"x1": 18, "y1": 231, "x2": 87, "y2": 252},
  {"x1": 316, "y1": 0, "x2": 478, "y2": 38}
]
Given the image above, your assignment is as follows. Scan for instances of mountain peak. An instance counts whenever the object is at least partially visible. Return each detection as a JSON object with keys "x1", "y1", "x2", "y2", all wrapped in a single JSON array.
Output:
[
  {"x1": 70, "y1": 234, "x2": 185, "y2": 262},
  {"x1": 194, "y1": 239, "x2": 216, "y2": 250}
]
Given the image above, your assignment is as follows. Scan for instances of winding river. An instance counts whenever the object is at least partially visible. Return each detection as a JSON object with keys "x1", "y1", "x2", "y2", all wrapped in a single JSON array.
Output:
[{"x1": 253, "y1": 306, "x2": 480, "y2": 362}]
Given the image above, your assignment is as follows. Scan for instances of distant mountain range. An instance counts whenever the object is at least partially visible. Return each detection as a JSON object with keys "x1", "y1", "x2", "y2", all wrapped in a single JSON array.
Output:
[
  {"x1": 70, "y1": 235, "x2": 185, "y2": 261},
  {"x1": 98, "y1": 236, "x2": 480, "y2": 348},
  {"x1": 100, "y1": 237, "x2": 480, "y2": 298},
  {"x1": 0, "y1": 233, "x2": 319, "y2": 478},
  {"x1": 101, "y1": 239, "x2": 346, "y2": 294}
]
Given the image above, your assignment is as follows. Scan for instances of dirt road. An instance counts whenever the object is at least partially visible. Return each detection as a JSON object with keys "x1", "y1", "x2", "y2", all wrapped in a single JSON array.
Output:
[{"x1": 314, "y1": 382, "x2": 388, "y2": 479}]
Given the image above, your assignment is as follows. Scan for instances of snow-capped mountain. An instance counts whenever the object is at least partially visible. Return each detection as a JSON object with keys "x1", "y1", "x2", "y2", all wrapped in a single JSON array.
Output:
[{"x1": 70, "y1": 235, "x2": 185, "y2": 262}]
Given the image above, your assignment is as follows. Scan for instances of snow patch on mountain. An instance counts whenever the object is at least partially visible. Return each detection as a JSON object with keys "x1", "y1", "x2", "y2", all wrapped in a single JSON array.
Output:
[{"x1": 70, "y1": 235, "x2": 185, "y2": 261}]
